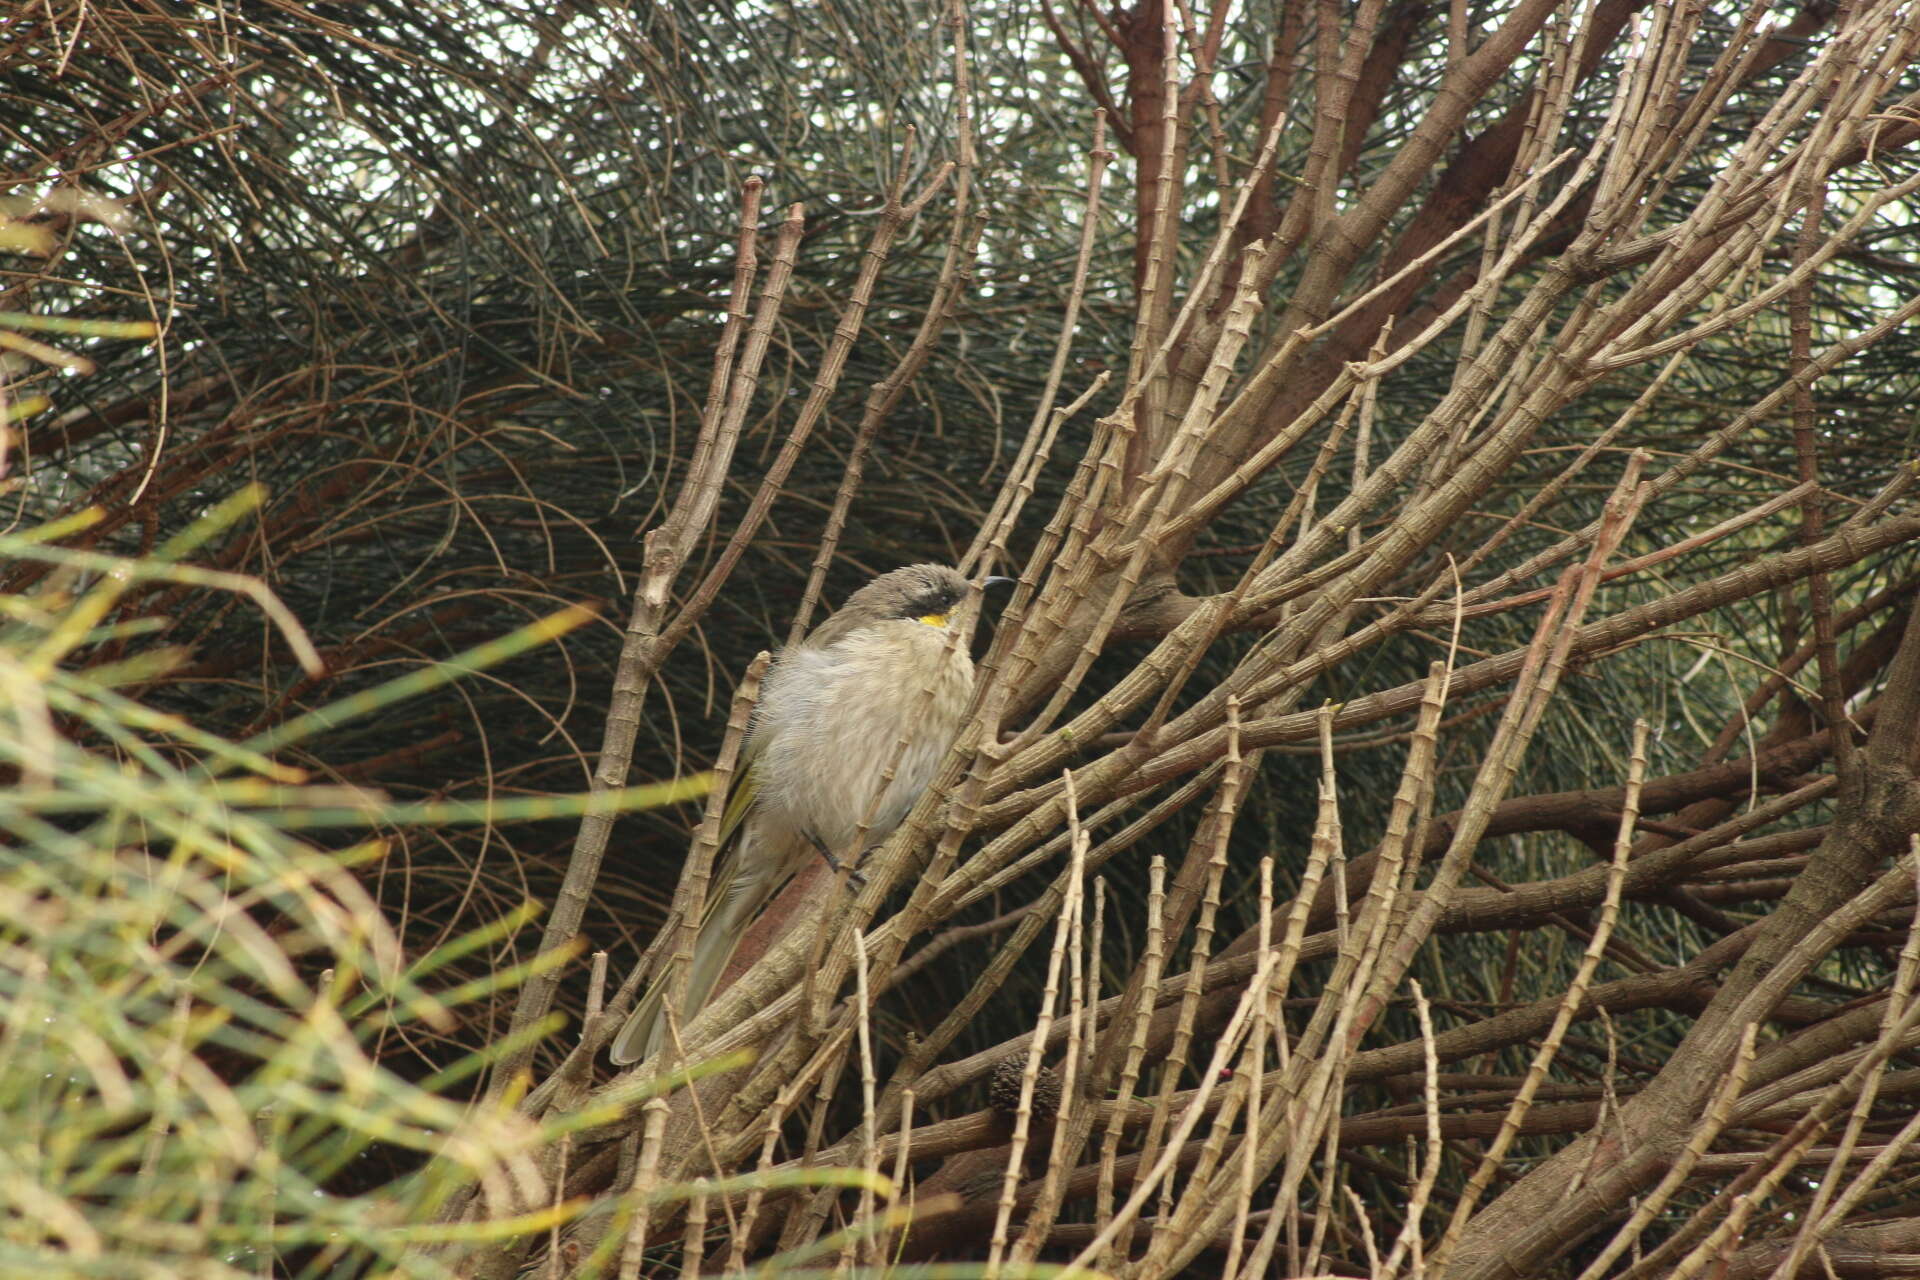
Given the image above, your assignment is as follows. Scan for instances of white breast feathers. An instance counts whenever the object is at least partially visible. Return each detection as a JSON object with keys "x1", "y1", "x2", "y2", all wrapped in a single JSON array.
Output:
[{"x1": 753, "y1": 620, "x2": 975, "y2": 858}]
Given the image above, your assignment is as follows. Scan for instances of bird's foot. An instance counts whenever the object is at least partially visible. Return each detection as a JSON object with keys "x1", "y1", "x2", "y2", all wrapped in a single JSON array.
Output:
[{"x1": 805, "y1": 830, "x2": 869, "y2": 890}]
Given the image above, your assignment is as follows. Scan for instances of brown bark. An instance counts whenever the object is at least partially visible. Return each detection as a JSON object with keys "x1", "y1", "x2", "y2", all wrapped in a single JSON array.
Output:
[
  {"x1": 1447, "y1": 592, "x2": 1920, "y2": 1279},
  {"x1": 1721, "y1": 1219, "x2": 1920, "y2": 1280}
]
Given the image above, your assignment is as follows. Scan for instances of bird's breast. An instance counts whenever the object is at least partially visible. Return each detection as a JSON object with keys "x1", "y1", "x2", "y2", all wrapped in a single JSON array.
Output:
[{"x1": 755, "y1": 623, "x2": 974, "y2": 855}]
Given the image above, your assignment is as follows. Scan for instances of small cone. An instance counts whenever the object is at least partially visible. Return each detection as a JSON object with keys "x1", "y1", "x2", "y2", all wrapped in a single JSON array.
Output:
[{"x1": 988, "y1": 1053, "x2": 1061, "y2": 1123}]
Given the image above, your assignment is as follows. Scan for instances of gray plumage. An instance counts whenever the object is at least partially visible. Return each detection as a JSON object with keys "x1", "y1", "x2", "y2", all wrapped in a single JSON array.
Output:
[{"x1": 609, "y1": 564, "x2": 990, "y2": 1066}]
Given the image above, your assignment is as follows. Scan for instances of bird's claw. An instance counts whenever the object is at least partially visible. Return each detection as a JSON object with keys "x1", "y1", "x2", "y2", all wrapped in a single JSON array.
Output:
[{"x1": 805, "y1": 831, "x2": 870, "y2": 890}]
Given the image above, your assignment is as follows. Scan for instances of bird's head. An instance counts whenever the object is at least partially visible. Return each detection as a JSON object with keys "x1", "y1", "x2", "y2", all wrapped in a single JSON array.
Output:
[
  {"x1": 845, "y1": 563, "x2": 975, "y2": 631},
  {"x1": 812, "y1": 565, "x2": 1015, "y2": 653}
]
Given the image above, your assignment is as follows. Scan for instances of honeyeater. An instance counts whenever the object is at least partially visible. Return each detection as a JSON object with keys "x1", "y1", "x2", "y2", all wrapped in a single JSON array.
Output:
[{"x1": 610, "y1": 564, "x2": 1006, "y2": 1066}]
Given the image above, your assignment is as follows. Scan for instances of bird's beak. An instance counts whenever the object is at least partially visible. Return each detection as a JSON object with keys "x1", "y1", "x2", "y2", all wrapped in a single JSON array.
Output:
[{"x1": 982, "y1": 576, "x2": 1015, "y2": 591}]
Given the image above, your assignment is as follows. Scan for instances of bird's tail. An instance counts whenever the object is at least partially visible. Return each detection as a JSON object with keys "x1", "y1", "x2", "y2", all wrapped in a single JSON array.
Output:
[{"x1": 609, "y1": 855, "x2": 773, "y2": 1067}]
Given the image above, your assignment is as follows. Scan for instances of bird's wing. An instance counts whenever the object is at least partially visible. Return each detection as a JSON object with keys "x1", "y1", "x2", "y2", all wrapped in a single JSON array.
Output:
[
  {"x1": 692, "y1": 719, "x2": 770, "y2": 922},
  {"x1": 608, "y1": 734, "x2": 769, "y2": 1067},
  {"x1": 712, "y1": 733, "x2": 762, "y2": 856}
]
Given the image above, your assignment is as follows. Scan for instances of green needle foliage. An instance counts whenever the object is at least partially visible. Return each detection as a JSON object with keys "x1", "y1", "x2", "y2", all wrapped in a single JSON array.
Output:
[{"x1": 0, "y1": 502, "x2": 755, "y2": 1278}]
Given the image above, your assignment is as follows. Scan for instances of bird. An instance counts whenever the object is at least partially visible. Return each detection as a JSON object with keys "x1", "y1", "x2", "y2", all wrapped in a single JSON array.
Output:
[{"x1": 609, "y1": 563, "x2": 1007, "y2": 1066}]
